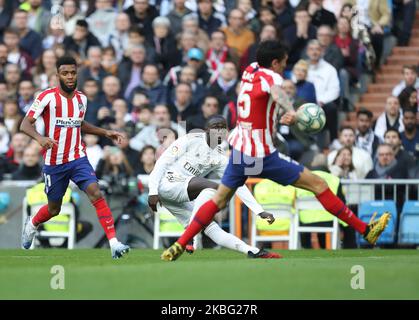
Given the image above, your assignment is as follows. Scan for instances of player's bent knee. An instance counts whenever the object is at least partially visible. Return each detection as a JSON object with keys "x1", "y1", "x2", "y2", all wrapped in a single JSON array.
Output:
[{"x1": 49, "y1": 207, "x2": 61, "y2": 216}]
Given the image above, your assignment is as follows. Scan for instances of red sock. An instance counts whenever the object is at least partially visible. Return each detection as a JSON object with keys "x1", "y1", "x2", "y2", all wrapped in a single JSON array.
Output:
[
  {"x1": 92, "y1": 198, "x2": 116, "y2": 240},
  {"x1": 316, "y1": 188, "x2": 367, "y2": 234},
  {"x1": 178, "y1": 200, "x2": 219, "y2": 247},
  {"x1": 32, "y1": 204, "x2": 53, "y2": 226}
]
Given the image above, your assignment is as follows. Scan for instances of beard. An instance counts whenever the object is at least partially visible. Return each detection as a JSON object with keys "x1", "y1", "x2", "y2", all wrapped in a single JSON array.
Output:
[{"x1": 60, "y1": 79, "x2": 77, "y2": 94}]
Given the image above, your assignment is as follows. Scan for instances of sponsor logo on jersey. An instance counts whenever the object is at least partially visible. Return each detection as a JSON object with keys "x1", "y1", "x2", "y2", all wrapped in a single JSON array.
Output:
[
  {"x1": 184, "y1": 162, "x2": 202, "y2": 176},
  {"x1": 56, "y1": 117, "x2": 83, "y2": 128}
]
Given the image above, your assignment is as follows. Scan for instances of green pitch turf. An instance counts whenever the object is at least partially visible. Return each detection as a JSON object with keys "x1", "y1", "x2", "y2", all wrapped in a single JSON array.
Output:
[{"x1": 0, "y1": 249, "x2": 418, "y2": 300}]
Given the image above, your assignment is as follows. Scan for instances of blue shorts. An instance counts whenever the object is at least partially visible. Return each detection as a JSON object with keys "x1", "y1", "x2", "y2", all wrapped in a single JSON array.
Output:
[
  {"x1": 42, "y1": 156, "x2": 98, "y2": 201},
  {"x1": 221, "y1": 149, "x2": 304, "y2": 189}
]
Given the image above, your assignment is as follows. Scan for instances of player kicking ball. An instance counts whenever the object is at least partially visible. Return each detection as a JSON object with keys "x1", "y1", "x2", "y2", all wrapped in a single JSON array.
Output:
[
  {"x1": 20, "y1": 56, "x2": 130, "y2": 259},
  {"x1": 148, "y1": 115, "x2": 281, "y2": 259},
  {"x1": 162, "y1": 40, "x2": 390, "y2": 261}
]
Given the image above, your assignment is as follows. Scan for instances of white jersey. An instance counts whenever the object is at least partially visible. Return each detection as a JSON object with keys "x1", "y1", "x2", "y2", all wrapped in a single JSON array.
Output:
[{"x1": 148, "y1": 132, "x2": 264, "y2": 215}]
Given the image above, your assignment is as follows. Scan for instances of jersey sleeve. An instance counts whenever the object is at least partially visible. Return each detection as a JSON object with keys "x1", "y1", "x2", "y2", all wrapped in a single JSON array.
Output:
[
  {"x1": 26, "y1": 91, "x2": 51, "y2": 120},
  {"x1": 148, "y1": 135, "x2": 191, "y2": 195}
]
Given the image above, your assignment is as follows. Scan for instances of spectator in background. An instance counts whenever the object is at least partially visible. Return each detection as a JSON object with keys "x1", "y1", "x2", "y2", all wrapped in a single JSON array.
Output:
[
  {"x1": 97, "y1": 75, "x2": 122, "y2": 109},
  {"x1": 292, "y1": 59, "x2": 316, "y2": 103},
  {"x1": 329, "y1": 146, "x2": 359, "y2": 179},
  {"x1": 366, "y1": 143, "x2": 408, "y2": 179},
  {"x1": 101, "y1": 46, "x2": 118, "y2": 76},
  {"x1": 150, "y1": 16, "x2": 180, "y2": 73},
  {"x1": 392, "y1": 0, "x2": 416, "y2": 46},
  {"x1": 108, "y1": 12, "x2": 131, "y2": 63},
  {"x1": 130, "y1": 104, "x2": 186, "y2": 152},
  {"x1": 155, "y1": 127, "x2": 177, "y2": 159},
  {"x1": 24, "y1": 0, "x2": 52, "y2": 38},
  {"x1": 306, "y1": 39, "x2": 340, "y2": 143},
  {"x1": 392, "y1": 65, "x2": 419, "y2": 97},
  {"x1": 355, "y1": 108, "x2": 380, "y2": 158},
  {"x1": 86, "y1": 0, "x2": 117, "y2": 47},
  {"x1": 283, "y1": 5, "x2": 317, "y2": 71},
  {"x1": 240, "y1": 23, "x2": 278, "y2": 74},
  {"x1": 323, "y1": 0, "x2": 344, "y2": 18},
  {"x1": 0, "y1": 122, "x2": 9, "y2": 155},
  {"x1": 95, "y1": 146, "x2": 134, "y2": 184},
  {"x1": 272, "y1": 0, "x2": 295, "y2": 30},
  {"x1": 11, "y1": 146, "x2": 41, "y2": 180},
  {"x1": 237, "y1": 0, "x2": 260, "y2": 34},
  {"x1": 0, "y1": 0, "x2": 14, "y2": 37},
  {"x1": 137, "y1": 145, "x2": 156, "y2": 174},
  {"x1": 307, "y1": 0, "x2": 337, "y2": 28},
  {"x1": 124, "y1": 0, "x2": 158, "y2": 38},
  {"x1": 168, "y1": 82, "x2": 197, "y2": 122},
  {"x1": 176, "y1": 65, "x2": 207, "y2": 107},
  {"x1": 398, "y1": 86, "x2": 418, "y2": 112},
  {"x1": 4, "y1": 64, "x2": 21, "y2": 99},
  {"x1": 118, "y1": 45, "x2": 147, "y2": 100},
  {"x1": 221, "y1": 8, "x2": 255, "y2": 58},
  {"x1": 33, "y1": 49, "x2": 56, "y2": 90},
  {"x1": 0, "y1": 43, "x2": 9, "y2": 76},
  {"x1": 17, "y1": 80, "x2": 35, "y2": 113},
  {"x1": 206, "y1": 30, "x2": 239, "y2": 77},
  {"x1": 0, "y1": 81, "x2": 7, "y2": 114},
  {"x1": 63, "y1": 19, "x2": 101, "y2": 60},
  {"x1": 374, "y1": 96, "x2": 404, "y2": 141},
  {"x1": 259, "y1": 6, "x2": 278, "y2": 28},
  {"x1": 3, "y1": 99, "x2": 22, "y2": 135},
  {"x1": 197, "y1": 0, "x2": 224, "y2": 36},
  {"x1": 78, "y1": 46, "x2": 109, "y2": 89},
  {"x1": 400, "y1": 108, "x2": 419, "y2": 160},
  {"x1": 346, "y1": 0, "x2": 390, "y2": 69},
  {"x1": 117, "y1": 131, "x2": 141, "y2": 173},
  {"x1": 186, "y1": 95, "x2": 219, "y2": 132},
  {"x1": 384, "y1": 128, "x2": 416, "y2": 171},
  {"x1": 3, "y1": 28, "x2": 33, "y2": 79},
  {"x1": 166, "y1": 0, "x2": 192, "y2": 36},
  {"x1": 208, "y1": 61, "x2": 238, "y2": 109},
  {"x1": 4, "y1": 131, "x2": 30, "y2": 173},
  {"x1": 62, "y1": 0, "x2": 85, "y2": 37},
  {"x1": 41, "y1": 17, "x2": 66, "y2": 50},
  {"x1": 126, "y1": 26, "x2": 156, "y2": 63},
  {"x1": 335, "y1": 16, "x2": 359, "y2": 110},
  {"x1": 327, "y1": 126, "x2": 373, "y2": 178},
  {"x1": 130, "y1": 64, "x2": 168, "y2": 106},
  {"x1": 84, "y1": 133, "x2": 103, "y2": 170},
  {"x1": 13, "y1": 9, "x2": 43, "y2": 61},
  {"x1": 82, "y1": 78, "x2": 102, "y2": 124},
  {"x1": 181, "y1": 14, "x2": 210, "y2": 55},
  {"x1": 177, "y1": 30, "x2": 199, "y2": 64}
]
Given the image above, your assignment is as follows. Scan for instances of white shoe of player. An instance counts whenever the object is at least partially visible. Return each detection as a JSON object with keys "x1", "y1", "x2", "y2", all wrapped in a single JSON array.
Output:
[
  {"x1": 110, "y1": 241, "x2": 130, "y2": 259},
  {"x1": 22, "y1": 216, "x2": 37, "y2": 249}
]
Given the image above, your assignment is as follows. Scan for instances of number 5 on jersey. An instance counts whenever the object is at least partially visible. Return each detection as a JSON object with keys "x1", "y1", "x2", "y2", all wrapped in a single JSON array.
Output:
[{"x1": 237, "y1": 83, "x2": 253, "y2": 119}]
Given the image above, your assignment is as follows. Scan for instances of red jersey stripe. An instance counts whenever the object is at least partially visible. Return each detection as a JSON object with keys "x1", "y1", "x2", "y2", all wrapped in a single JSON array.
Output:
[
  {"x1": 49, "y1": 90, "x2": 62, "y2": 166},
  {"x1": 62, "y1": 96, "x2": 75, "y2": 164}
]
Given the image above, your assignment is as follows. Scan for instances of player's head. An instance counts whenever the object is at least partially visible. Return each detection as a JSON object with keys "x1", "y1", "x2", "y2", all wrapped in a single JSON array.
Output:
[
  {"x1": 256, "y1": 40, "x2": 288, "y2": 74},
  {"x1": 56, "y1": 56, "x2": 77, "y2": 93},
  {"x1": 205, "y1": 115, "x2": 227, "y2": 148}
]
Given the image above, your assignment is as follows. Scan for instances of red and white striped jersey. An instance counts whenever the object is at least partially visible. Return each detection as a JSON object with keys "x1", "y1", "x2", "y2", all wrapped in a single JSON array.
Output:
[
  {"x1": 26, "y1": 87, "x2": 88, "y2": 165},
  {"x1": 228, "y1": 62, "x2": 283, "y2": 157}
]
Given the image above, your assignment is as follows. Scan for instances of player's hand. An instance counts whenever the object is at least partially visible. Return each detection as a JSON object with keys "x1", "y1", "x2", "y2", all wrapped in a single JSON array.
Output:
[
  {"x1": 37, "y1": 137, "x2": 58, "y2": 150},
  {"x1": 106, "y1": 130, "x2": 125, "y2": 145},
  {"x1": 148, "y1": 195, "x2": 161, "y2": 212},
  {"x1": 279, "y1": 110, "x2": 297, "y2": 126},
  {"x1": 258, "y1": 212, "x2": 275, "y2": 224}
]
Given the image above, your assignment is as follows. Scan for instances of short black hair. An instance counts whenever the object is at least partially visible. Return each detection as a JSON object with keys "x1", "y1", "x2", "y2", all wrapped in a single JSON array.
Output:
[
  {"x1": 357, "y1": 107, "x2": 373, "y2": 119},
  {"x1": 339, "y1": 125, "x2": 355, "y2": 134},
  {"x1": 76, "y1": 19, "x2": 88, "y2": 29},
  {"x1": 205, "y1": 115, "x2": 226, "y2": 129},
  {"x1": 56, "y1": 56, "x2": 77, "y2": 71},
  {"x1": 256, "y1": 40, "x2": 288, "y2": 68},
  {"x1": 403, "y1": 107, "x2": 417, "y2": 116},
  {"x1": 384, "y1": 128, "x2": 401, "y2": 140}
]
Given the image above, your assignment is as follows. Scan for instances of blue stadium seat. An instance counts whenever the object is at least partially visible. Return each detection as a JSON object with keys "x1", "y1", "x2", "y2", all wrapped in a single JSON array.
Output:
[
  {"x1": 398, "y1": 201, "x2": 419, "y2": 245},
  {"x1": 357, "y1": 201, "x2": 397, "y2": 245}
]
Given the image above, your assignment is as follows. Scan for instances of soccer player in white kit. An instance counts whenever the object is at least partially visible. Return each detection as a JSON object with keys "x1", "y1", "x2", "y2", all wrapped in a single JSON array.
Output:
[{"x1": 148, "y1": 115, "x2": 281, "y2": 258}]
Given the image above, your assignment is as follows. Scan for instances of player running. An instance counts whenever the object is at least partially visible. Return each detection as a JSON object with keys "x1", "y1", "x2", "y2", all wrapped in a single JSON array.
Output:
[
  {"x1": 148, "y1": 115, "x2": 280, "y2": 259},
  {"x1": 162, "y1": 40, "x2": 390, "y2": 261},
  {"x1": 20, "y1": 56, "x2": 130, "y2": 259}
]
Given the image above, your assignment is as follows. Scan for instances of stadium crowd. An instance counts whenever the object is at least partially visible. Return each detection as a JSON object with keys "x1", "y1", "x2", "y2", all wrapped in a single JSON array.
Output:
[{"x1": 0, "y1": 0, "x2": 418, "y2": 189}]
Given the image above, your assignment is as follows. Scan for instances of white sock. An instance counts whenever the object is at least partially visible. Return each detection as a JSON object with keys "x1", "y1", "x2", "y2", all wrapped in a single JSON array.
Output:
[
  {"x1": 204, "y1": 221, "x2": 259, "y2": 254},
  {"x1": 109, "y1": 238, "x2": 118, "y2": 246}
]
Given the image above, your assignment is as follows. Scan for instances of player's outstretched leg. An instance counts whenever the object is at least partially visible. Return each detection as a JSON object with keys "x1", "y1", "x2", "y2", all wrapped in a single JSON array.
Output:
[
  {"x1": 293, "y1": 168, "x2": 390, "y2": 245},
  {"x1": 22, "y1": 201, "x2": 60, "y2": 249},
  {"x1": 86, "y1": 183, "x2": 130, "y2": 259}
]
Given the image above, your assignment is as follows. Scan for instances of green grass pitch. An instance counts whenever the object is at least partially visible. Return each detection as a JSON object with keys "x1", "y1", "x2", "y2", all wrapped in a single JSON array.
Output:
[{"x1": 1, "y1": 249, "x2": 418, "y2": 300}]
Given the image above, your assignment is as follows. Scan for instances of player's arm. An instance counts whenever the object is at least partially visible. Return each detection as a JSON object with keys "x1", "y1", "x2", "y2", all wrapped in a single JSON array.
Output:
[
  {"x1": 148, "y1": 136, "x2": 189, "y2": 211},
  {"x1": 235, "y1": 186, "x2": 275, "y2": 224},
  {"x1": 270, "y1": 85, "x2": 296, "y2": 126},
  {"x1": 20, "y1": 92, "x2": 57, "y2": 149},
  {"x1": 81, "y1": 120, "x2": 124, "y2": 145}
]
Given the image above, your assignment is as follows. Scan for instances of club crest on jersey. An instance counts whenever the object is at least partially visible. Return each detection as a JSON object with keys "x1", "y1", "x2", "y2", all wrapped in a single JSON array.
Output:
[{"x1": 78, "y1": 103, "x2": 85, "y2": 112}]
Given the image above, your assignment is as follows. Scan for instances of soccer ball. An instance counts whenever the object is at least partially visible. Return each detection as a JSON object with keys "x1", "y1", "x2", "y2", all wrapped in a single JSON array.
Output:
[{"x1": 295, "y1": 103, "x2": 326, "y2": 134}]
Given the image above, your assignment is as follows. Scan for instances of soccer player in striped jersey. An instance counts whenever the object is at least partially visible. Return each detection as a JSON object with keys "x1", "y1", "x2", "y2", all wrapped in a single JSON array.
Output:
[
  {"x1": 20, "y1": 56, "x2": 130, "y2": 259},
  {"x1": 162, "y1": 40, "x2": 390, "y2": 261}
]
